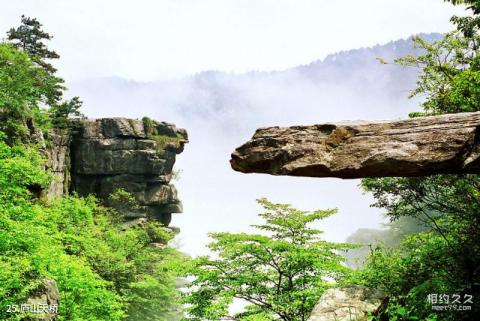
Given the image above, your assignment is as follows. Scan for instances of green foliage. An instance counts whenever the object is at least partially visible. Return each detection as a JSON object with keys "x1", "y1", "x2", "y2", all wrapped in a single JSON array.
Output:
[
  {"x1": 108, "y1": 188, "x2": 142, "y2": 212},
  {"x1": 0, "y1": 138, "x2": 186, "y2": 320},
  {"x1": 1, "y1": 16, "x2": 84, "y2": 143},
  {"x1": 357, "y1": 3, "x2": 480, "y2": 320},
  {"x1": 142, "y1": 116, "x2": 183, "y2": 152},
  {"x1": 395, "y1": 33, "x2": 480, "y2": 114},
  {"x1": 182, "y1": 198, "x2": 355, "y2": 321},
  {"x1": 7, "y1": 15, "x2": 60, "y2": 76},
  {"x1": 142, "y1": 116, "x2": 158, "y2": 136},
  {"x1": 0, "y1": 139, "x2": 50, "y2": 203},
  {"x1": 0, "y1": 43, "x2": 54, "y2": 142},
  {"x1": 7, "y1": 15, "x2": 65, "y2": 107},
  {"x1": 49, "y1": 96, "x2": 84, "y2": 130},
  {"x1": 360, "y1": 171, "x2": 480, "y2": 320},
  {"x1": 0, "y1": 140, "x2": 123, "y2": 320},
  {"x1": 150, "y1": 134, "x2": 184, "y2": 151}
]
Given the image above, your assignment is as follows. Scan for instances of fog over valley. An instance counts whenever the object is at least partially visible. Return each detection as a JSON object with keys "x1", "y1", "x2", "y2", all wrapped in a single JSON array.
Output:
[{"x1": 67, "y1": 34, "x2": 438, "y2": 255}]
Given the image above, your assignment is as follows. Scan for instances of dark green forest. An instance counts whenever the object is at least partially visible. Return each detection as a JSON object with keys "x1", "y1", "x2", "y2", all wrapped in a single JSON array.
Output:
[{"x1": 1, "y1": 0, "x2": 479, "y2": 320}]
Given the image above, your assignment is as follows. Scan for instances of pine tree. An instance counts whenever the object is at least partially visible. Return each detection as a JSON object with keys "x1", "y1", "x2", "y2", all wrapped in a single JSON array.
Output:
[{"x1": 7, "y1": 15, "x2": 60, "y2": 75}]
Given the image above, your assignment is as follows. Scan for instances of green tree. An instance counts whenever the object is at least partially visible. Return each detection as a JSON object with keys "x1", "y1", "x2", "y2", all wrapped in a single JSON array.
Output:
[
  {"x1": 7, "y1": 15, "x2": 64, "y2": 107},
  {"x1": 358, "y1": 2, "x2": 480, "y2": 320},
  {"x1": 7, "y1": 15, "x2": 60, "y2": 75},
  {"x1": 182, "y1": 199, "x2": 354, "y2": 321},
  {"x1": 395, "y1": 33, "x2": 480, "y2": 115},
  {"x1": 5, "y1": 16, "x2": 83, "y2": 133},
  {"x1": 0, "y1": 43, "x2": 54, "y2": 143},
  {"x1": 360, "y1": 176, "x2": 480, "y2": 320},
  {"x1": 49, "y1": 96, "x2": 84, "y2": 130}
]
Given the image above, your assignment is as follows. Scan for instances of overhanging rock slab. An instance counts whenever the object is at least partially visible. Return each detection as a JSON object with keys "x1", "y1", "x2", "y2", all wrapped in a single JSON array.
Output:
[{"x1": 230, "y1": 112, "x2": 480, "y2": 178}]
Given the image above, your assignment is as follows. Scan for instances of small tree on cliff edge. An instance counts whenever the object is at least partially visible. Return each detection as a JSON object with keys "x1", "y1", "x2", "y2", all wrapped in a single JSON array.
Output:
[
  {"x1": 7, "y1": 15, "x2": 60, "y2": 75},
  {"x1": 182, "y1": 198, "x2": 356, "y2": 321},
  {"x1": 6, "y1": 15, "x2": 84, "y2": 131}
]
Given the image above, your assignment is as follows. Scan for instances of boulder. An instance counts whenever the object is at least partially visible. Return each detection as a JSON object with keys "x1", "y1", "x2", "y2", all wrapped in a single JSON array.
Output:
[
  {"x1": 25, "y1": 279, "x2": 60, "y2": 321},
  {"x1": 308, "y1": 285, "x2": 385, "y2": 321}
]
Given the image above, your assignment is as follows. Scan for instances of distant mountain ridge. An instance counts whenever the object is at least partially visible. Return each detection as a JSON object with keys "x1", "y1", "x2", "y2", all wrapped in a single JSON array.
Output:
[
  {"x1": 70, "y1": 33, "x2": 442, "y2": 129},
  {"x1": 67, "y1": 32, "x2": 445, "y2": 258}
]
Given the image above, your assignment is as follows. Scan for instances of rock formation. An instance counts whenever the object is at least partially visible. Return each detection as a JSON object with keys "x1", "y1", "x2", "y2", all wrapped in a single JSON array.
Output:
[
  {"x1": 26, "y1": 117, "x2": 187, "y2": 320},
  {"x1": 43, "y1": 132, "x2": 71, "y2": 199},
  {"x1": 308, "y1": 285, "x2": 385, "y2": 321},
  {"x1": 40, "y1": 117, "x2": 187, "y2": 226},
  {"x1": 230, "y1": 112, "x2": 480, "y2": 178},
  {"x1": 25, "y1": 279, "x2": 60, "y2": 321},
  {"x1": 71, "y1": 118, "x2": 188, "y2": 225}
]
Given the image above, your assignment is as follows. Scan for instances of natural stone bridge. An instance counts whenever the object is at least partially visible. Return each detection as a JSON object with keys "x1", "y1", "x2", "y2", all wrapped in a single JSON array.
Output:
[{"x1": 230, "y1": 112, "x2": 480, "y2": 178}]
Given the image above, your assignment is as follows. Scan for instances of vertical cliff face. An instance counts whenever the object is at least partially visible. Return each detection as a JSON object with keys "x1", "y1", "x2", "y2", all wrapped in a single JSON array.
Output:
[
  {"x1": 43, "y1": 132, "x2": 71, "y2": 199},
  {"x1": 30, "y1": 118, "x2": 187, "y2": 319},
  {"x1": 43, "y1": 117, "x2": 187, "y2": 227},
  {"x1": 70, "y1": 118, "x2": 188, "y2": 226}
]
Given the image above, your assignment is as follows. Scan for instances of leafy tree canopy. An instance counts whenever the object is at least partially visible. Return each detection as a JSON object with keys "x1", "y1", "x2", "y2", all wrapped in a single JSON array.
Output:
[
  {"x1": 445, "y1": 0, "x2": 480, "y2": 14},
  {"x1": 358, "y1": 2, "x2": 480, "y2": 320},
  {"x1": 182, "y1": 198, "x2": 355, "y2": 321},
  {"x1": 1, "y1": 16, "x2": 84, "y2": 141}
]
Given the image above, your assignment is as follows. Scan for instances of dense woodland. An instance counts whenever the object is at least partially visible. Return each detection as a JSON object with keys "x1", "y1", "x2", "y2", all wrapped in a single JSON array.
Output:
[{"x1": 0, "y1": 0, "x2": 479, "y2": 320}]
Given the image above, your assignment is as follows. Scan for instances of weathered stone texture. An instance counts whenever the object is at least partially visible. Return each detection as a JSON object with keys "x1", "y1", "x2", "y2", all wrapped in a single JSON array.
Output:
[
  {"x1": 308, "y1": 285, "x2": 385, "y2": 321},
  {"x1": 43, "y1": 132, "x2": 71, "y2": 199},
  {"x1": 26, "y1": 279, "x2": 60, "y2": 321},
  {"x1": 231, "y1": 112, "x2": 480, "y2": 178},
  {"x1": 72, "y1": 118, "x2": 188, "y2": 225}
]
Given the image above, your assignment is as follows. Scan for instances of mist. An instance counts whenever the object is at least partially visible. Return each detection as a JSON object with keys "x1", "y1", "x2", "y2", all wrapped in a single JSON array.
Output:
[{"x1": 68, "y1": 35, "x2": 435, "y2": 255}]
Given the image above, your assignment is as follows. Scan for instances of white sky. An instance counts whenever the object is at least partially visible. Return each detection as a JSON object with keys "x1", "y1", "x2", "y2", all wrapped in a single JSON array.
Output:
[{"x1": 0, "y1": 0, "x2": 465, "y2": 81}]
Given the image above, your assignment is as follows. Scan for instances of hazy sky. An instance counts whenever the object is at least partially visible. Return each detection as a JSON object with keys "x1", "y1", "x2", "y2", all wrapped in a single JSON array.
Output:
[{"x1": 0, "y1": 0, "x2": 465, "y2": 81}]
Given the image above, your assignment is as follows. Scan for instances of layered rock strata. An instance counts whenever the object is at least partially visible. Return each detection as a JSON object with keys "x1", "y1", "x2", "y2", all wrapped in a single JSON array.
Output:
[
  {"x1": 231, "y1": 112, "x2": 480, "y2": 178},
  {"x1": 71, "y1": 118, "x2": 188, "y2": 225}
]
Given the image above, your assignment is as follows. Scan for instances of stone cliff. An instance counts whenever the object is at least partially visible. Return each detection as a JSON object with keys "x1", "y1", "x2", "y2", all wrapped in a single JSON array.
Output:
[
  {"x1": 32, "y1": 117, "x2": 187, "y2": 320},
  {"x1": 44, "y1": 117, "x2": 188, "y2": 226},
  {"x1": 43, "y1": 132, "x2": 71, "y2": 198}
]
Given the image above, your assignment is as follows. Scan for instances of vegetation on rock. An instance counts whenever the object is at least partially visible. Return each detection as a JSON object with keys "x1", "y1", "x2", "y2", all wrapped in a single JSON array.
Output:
[
  {"x1": 2, "y1": 0, "x2": 480, "y2": 320},
  {"x1": 142, "y1": 116, "x2": 186, "y2": 152},
  {"x1": 0, "y1": 17, "x2": 186, "y2": 321},
  {"x1": 353, "y1": 2, "x2": 480, "y2": 320}
]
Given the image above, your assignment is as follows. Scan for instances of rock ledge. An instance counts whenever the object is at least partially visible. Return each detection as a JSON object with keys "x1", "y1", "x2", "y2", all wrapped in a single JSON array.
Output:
[{"x1": 231, "y1": 112, "x2": 480, "y2": 178}]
